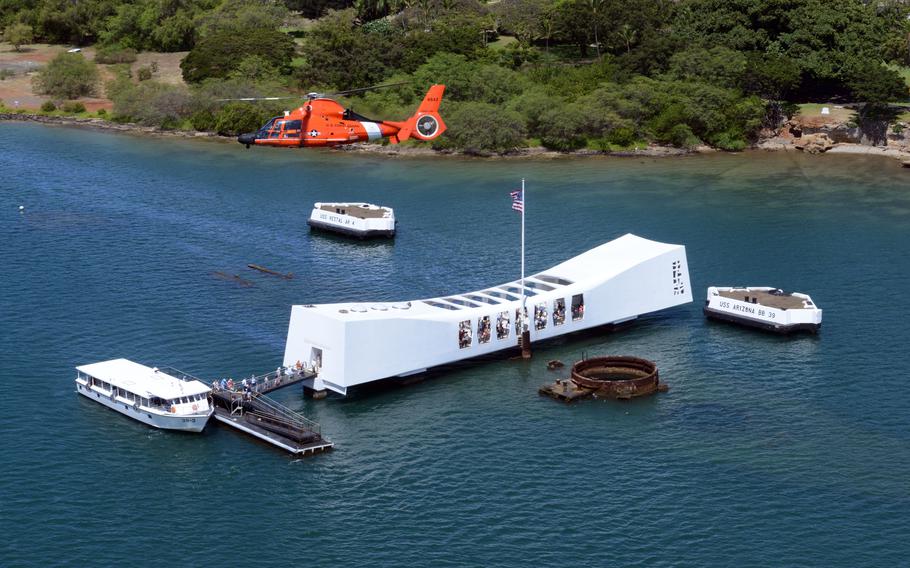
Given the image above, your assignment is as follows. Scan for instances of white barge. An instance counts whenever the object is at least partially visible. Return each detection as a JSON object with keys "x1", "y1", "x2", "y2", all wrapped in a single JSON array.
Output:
[
  {"x1": 704, "y1": 286, "x2": 822, "y2": 334},
  {"x1": 75, "y1": 358, "x2": 213, "y2": 431},
  {"x1": 307, "y1": 202, "x2": 396, "y2": 238},
  {"x1": 283, "y1": 234, "x2": 692, "y2": 395}
]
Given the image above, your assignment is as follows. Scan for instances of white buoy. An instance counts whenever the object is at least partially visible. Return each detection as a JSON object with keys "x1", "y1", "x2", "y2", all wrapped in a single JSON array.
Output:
[{"x1": 18, "y1": 205, "x2": 24, "y2": 212}]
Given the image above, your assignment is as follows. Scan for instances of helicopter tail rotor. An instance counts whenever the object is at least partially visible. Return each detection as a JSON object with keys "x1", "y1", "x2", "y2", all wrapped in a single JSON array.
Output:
[{"x1": 391, "y1": 84, "x2": 446, "y2": 144}]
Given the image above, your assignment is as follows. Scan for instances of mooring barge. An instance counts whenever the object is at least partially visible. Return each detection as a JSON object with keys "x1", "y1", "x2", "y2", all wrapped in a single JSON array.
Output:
[
  {"x1": 704, "y1": 286, "x2": 822, "y2": 334},
  {"x1": 307, "y1": 202, "x2": 396, "y2": 238}
]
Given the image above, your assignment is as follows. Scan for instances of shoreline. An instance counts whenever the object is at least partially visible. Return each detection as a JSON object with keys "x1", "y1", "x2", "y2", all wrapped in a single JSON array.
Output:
[{"x1": 5, "y1": 112, "x2": 910, "y2": 164}]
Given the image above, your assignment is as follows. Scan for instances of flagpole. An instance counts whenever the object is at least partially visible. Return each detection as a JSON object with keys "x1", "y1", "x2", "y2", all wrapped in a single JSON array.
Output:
[
  {"x1": 520, "y1": 178, "x2": 531, "y2": 359},
  {"x1": 520, "y1": 177, "x2": 525, "y2": 316}
]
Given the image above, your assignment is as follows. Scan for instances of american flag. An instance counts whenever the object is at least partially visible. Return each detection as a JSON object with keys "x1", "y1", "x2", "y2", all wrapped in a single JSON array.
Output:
[{"x1": 510, "y1": 189, "x2": 524, "y2": 212}]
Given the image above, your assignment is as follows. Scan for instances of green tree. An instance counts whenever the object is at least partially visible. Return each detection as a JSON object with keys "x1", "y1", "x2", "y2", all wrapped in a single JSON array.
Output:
[
  {"x1": 214, "y1": 102, "x2": 268, "y2": 136},
  {"x1": 32, "y1": 52, "x2": 99, "y2": 99},
  {"x1": 668, "y1": 46, "x2": 747, "y2": 90},
  {"x1": 434, "y1": 102, "x2": 527, "y2": 153},
  {"x1": 537, "y1": 103, "x2": 590, "y2": 150},
  {"x1": 3, "y1": 23, "x2": 34, "y2": 51},
  {"x1": 845, "y1": 61, "x2": 907, "y2": 104},
  {"x1": 411, "y1": 53, "x2": 525, "y2": 104},
  {"x1": 181, "y1": 27, "x2": 295, "y2": 83},
  {"x1": 296, "y1": 9, "x2": 392, "y2": 90},
  {"x1": 552, "y1": 0, "x2": 591, "y2": 57},
  {"x1": 196, "y1": 0, "x2": 289, "y2": 38},
  {"x1": 493, "y1": 0, "x2": 546, "y2": 46}
]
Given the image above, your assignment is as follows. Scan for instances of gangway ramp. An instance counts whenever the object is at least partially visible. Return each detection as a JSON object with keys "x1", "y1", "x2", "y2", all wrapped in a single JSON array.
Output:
[{"x1": 211, "y1": 390, "x2": 333, "y2": 455}]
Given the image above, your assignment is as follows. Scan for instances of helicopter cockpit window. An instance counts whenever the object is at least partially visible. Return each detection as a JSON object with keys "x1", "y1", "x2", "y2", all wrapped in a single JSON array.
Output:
[
  {"x1": 281, "y1": 120, "x2": 302, "y2": 139},
  {"x1": 259, "y1": 117, "x2": 279, "y2": 135},
  {"x1": 268, "y1": 120, "x2": 284, "y2": 138}
]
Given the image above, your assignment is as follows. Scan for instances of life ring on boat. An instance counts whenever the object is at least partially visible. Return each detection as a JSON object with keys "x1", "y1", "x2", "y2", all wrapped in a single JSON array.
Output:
[
  {"x1": 169, "y1": 406, "x2": 176, "y2": 414},
  {"x1": 192, "y1": 403, "x2": 198, "y2": 412}
]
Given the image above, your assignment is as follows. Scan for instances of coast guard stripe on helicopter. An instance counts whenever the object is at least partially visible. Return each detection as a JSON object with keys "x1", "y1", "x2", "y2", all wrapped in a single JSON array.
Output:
[{"x1": 360, "y1": 122, "x2": 382, "y2": 141}]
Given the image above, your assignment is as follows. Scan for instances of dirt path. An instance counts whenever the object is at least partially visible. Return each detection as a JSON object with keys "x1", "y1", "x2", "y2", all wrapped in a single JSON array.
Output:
[{"x1": 0, "y1": 42, "x2": 188, "y2": 111}]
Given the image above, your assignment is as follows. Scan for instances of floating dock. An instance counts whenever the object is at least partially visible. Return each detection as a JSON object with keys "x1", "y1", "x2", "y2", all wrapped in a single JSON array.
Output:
[{"x1": 167, "y1": 365, "x2": 333, "y2": 455}]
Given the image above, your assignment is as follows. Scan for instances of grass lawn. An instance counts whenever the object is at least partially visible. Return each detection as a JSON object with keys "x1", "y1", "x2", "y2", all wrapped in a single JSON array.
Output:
[{"x1": 487, "y1": 35, "x2": 518, "y2": 50}]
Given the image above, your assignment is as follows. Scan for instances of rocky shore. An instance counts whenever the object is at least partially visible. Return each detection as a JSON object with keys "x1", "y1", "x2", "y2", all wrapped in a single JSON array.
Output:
[{"x1": 6, "y1": 111, "x2": 910, "y2": 164}]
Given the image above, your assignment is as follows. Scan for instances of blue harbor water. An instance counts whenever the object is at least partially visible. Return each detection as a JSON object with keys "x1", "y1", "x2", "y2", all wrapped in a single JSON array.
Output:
[{"x1": 2, "y1": 122, "x2": 909, "y2": 566}]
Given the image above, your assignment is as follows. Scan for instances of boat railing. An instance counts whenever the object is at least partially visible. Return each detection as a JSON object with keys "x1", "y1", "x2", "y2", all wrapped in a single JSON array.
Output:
[
  {"x1": 157, "y1": 366, "x2": 206, "y2": 384},
  {"x1": 213, "y1": 366, "x2": 313, "y2": 395}
]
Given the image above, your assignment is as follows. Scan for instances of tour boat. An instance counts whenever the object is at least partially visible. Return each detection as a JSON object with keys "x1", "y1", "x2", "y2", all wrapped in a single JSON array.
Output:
[
  {"x1": 307, "y1": 202, "x2": 396, "y2": 238},
  {"x1": 75, "y1": 358, "x2": 213, "y2": 432},
  {"x1": 283, "y1": 234, "x2": 692, "y2": 395},
  {"x1": 704, "y1": 286, "x2": 822, "y2": 334}
]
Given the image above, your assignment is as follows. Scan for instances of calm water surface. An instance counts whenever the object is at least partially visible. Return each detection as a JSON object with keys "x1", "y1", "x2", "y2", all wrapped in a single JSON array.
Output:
[{"x1": 1, "y1": 123, "x2": 909, "y2": 566}]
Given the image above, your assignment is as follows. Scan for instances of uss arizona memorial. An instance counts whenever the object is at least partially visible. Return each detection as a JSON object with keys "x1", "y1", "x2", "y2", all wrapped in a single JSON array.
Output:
[{"x1": 284, "y1": 234, "x2": 692, "y2": 396}]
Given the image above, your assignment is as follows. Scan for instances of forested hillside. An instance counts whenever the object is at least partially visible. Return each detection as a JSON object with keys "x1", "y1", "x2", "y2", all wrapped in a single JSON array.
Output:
[{"x1": 4, "y1": 0, "x2": 909, "y2": 152}]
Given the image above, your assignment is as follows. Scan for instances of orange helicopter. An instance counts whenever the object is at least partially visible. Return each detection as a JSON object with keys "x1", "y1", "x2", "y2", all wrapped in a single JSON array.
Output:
[{"x1": 235, "y1": 84, "x2": 446, "y2": 148}]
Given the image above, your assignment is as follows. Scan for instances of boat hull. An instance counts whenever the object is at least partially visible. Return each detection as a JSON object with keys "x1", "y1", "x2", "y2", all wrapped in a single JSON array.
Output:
[
  {"x1": 75, "y1": 381, "x2": 211, "y2": 432},
  {"x1": 704, "y1": 305, "x2": 820, "y2": 334},
  {"x1": 307, "y1": 218, "x2": 395, "y2": 239}
]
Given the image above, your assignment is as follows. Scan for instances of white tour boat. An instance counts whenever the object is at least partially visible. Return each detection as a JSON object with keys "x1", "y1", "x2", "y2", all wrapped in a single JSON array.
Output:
[
  {"x1": 75, "y1": 358, "x2": 214, "y2": 432},
  {"x1": 704, "y1": 286, "x2": 822, "y2": 334},
  {"x1": 307, "y1": 202, "x2": 396, "y2": 238},
  {"x1": 283, "y1": 233, "x2": 692, "y2": 395}
]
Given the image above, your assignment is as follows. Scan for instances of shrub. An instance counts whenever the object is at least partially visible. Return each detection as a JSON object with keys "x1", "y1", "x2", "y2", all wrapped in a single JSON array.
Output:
[
  {"x1": 62, "y1": 101, "x2": 86, "y2": 113},
  {"x1": 32, "y1": 53, "x2": 99, "y2": 99},
  {"x1": 190, "y1": 109, "x2": 216, "y2": 131},
  {"x1": 667, "y1": 124, "x2": 700, "y2": 148},
  {"x1": 94, "y1": 46, "x2": 138, "y2": 64},
  {"x1": 537, "y1": 104, "x2": 590, "y2": 151},
  {"x1": 3, "y1": 23, "x2": 34, "y2": 52},
  {"x1": 0, "y1": 69, "x2": 15, "y2": 80},
  {"x1": 606, "y1": 126, "x2": 637, "y2": 147},
  {"x1": 41, "y1": 100, "x2": 57, "y2": 112},
  {"x1": 181, "y1": 27, "x2": 295, "y2": 83},
  {"x1": 214, "y1": 102, "x2": 267, "y2": 136},
  {"x1": 433, "y1": 102, "x2": 527, "y2": 153},
  {"x1": 97, "y1": 108, "x2": 107, "y2": 117},
  {"x1": 137, "y1": 66, "x2": 153, "y2": 81}
]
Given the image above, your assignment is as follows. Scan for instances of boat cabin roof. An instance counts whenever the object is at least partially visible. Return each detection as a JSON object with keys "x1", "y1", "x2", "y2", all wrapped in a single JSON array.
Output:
[
  {"x1": 716, "y1": 288, "x2": 813, "y2": 310},
  {"x1": 76, "y1": 358, "x2": 210, "y2": 399},
  {"x1": 314, "y1": 202, "x2": 392, "y2": 219}
]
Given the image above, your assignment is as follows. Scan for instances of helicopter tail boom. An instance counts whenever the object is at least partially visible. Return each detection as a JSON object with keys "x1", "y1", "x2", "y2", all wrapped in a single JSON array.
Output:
[{"x1": 389, "y1": 84, "x2": 446, "y2": 144}]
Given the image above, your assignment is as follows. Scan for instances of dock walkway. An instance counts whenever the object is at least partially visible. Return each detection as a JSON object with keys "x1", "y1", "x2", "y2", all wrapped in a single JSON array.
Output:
[{"x1": 170, "y1": 366, "x2": 333, "y2": 455}]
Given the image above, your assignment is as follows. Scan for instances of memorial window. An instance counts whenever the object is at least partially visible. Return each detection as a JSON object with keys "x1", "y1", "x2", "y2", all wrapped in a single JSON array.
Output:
[
  {"x1": 514, "y1": 307, "x2": 528, "y2": 336},
  {"x1": 478, "y1": 316, "x2": 491, "y2": 344},
  {"x1": 571, "y1": 294, "x2": 585, "y2": 321},
  {"x1": 553, "y1": 298, "x2": 566, "y2": 326},
  {"x1": 496, "y1": 311, "x2": 510, "y2": 340},
  {"x1": 458, "y1": 320, "x2": 472, "y2": 349},
  {"x1": 534, "y1": 302, "x2": 548, "y2": 330}
]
